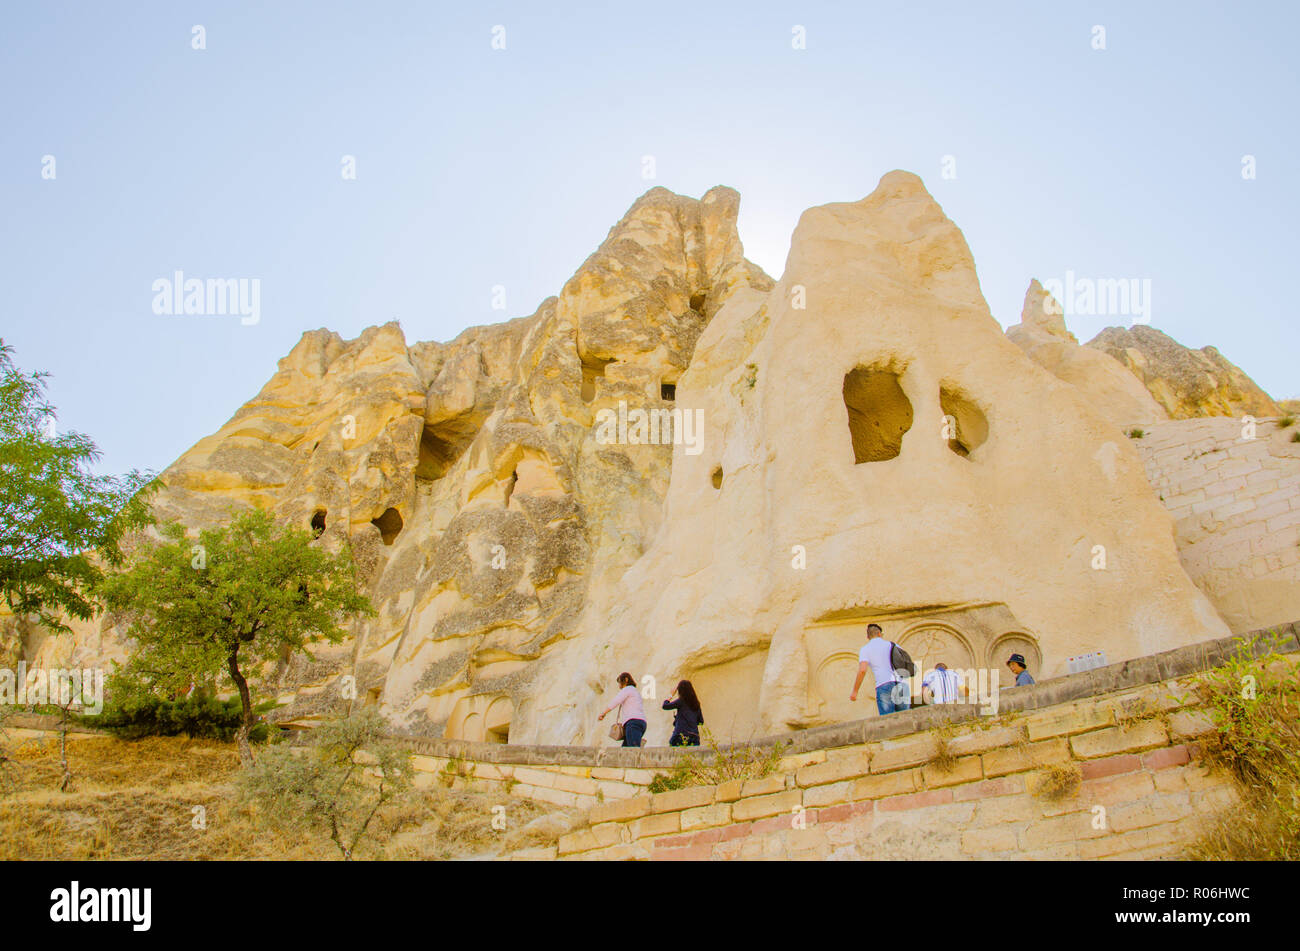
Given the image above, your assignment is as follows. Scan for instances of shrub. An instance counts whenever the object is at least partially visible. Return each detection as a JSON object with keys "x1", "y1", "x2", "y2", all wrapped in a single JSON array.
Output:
[
  {"x1": 237, "y1": 708, "x2": 413, "y2": 860},
  {"x1": 1126, "y1": 428, "x2": 1145, "y2": 439},
  {"x1": 1186, "y1": 632, "x2": 1300, "y2": 860},
  {"x1": 646, "y1": 728, "x2": 786, "y2": 791},
  {"x1": 1276, "y1": 415, "x2": 1296, "y2": 428},
  {"x1": 95, "y1": 694, "x2": 274, "y2": 743}
]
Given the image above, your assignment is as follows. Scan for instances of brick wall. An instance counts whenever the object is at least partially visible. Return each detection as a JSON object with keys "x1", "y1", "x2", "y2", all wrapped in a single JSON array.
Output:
[
  {"x1": 400, "y1": 626, "x2": 1297, "y2": 860},
  {"x1": 1132, "y1": 417, "x2": 1300, "y2": 632},
  {"x1": 543, "y1": 676, "x2": 1242, "y2": 860}
]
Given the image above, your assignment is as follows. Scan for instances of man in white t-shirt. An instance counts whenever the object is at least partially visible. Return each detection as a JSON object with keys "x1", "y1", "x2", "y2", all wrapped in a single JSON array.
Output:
[
  {"x1": 921, "y1": 663, "x2": 967, "y2": 704},
  {"x1": 849, "y1": 623, "x2": 910, "y2": 715}
]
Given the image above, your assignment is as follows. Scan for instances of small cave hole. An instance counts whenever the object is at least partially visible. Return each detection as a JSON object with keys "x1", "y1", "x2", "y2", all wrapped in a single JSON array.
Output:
[
  {"x1": 416, "y1": 421, "x2": 475, "y2": 481},
  {"x1": 310, "y1": 509, "x2": 327, "y2": 537},
  {"x1": 661, "y1": 381, "x2": 676, "y2": 401},
  {"x1": 843, "y1": 365, "x2": 913, "y2": 464},
  {"x1": 711, "y1": 466, "x2": 723, "y2": 490},
  {"x1": 371, "y1": 507, "x2": 403, "y2": 546},
  {"x1": 580, "y1": 354, "x2": 612, "y2": 404},
  {"x1": 939, "y1": 387, "x2": 989, "y2": 459},
  {"x1": 689, "y1": 292, "x2": 708, "y2": 313}
]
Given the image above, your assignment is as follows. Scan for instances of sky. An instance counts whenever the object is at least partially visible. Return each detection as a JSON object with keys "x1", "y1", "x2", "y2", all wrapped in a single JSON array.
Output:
[{"x1": 2, "y1": 1, "x2": 1296, "y2": 477}]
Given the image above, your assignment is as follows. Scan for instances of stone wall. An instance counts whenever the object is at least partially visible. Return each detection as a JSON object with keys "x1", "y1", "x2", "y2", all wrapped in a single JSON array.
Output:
[
  {"x1": 1133, "y1": 417, "x2": 1300, "y2": 632},
  {"x1": 401, "y1": 626, "x2": 1296, "y2": 859}
]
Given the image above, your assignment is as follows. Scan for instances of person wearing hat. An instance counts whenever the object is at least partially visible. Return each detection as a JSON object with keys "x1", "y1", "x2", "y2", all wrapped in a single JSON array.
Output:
[{"x1": 1006, "y1": 653, "x2": 1035, "y2": 687}]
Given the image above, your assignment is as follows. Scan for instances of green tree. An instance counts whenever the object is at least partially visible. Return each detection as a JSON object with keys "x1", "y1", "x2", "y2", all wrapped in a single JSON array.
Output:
[
  {"x1": 0, "y1": 340, "x2": 155, "y2": 630},
  {"x1": 237, "y1": 708, "x2": 412, "y2": 860},
  {"x1": 100, "y1": 507, "x2": 375, "y2": 764}
]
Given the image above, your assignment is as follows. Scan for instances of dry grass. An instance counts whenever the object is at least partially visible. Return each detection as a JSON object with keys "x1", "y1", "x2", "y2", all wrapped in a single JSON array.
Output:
[
  {"x1": 0, "y1": 732, "x2": 574, "y2": 860},
  {"x1": 1029, "y1": 763, "x2": 1082, "y2": 802},
  {"x1": 925, "y1": 726, "x2": 958, "y2": 774},
  {"x1": 1184, "y1": 635, "x2": 1300, "y2": 860},
  {"x1": 647, "y1": 728, "x2": 786, "y2": 792}
]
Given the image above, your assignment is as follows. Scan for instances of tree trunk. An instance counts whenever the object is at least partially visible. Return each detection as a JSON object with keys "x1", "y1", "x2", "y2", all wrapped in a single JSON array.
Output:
[
  {"x1": 58, "y1": 705, "x2": 72, "y2": 792},
  {"x1": 227, "y1": 651, "x2": 254, "y2": 766}
]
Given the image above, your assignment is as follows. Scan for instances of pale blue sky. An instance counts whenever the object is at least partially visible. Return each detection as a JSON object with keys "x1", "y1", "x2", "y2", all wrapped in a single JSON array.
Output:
[{"x1": 2, "y1": 1, "x2": 1296, "y2": 476}]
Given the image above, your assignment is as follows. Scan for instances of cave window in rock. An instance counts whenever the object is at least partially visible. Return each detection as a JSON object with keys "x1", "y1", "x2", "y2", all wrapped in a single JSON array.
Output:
[
  {"x1": 842, "y1": 365, "x2": 913, "y2": 463},
  {"x1": 939, "y1": 386, "x2": 989, "y2": 458},
  {"x1": 689, "y1": 292, "x2": 708, "y2": 313},
  {"x1": 416, "y1": 420, "x2": 475, "y2": 482},
  {"x1": 371, "y1": 507, "x2": 403, "y2": 545},
  {"x1": 485, "y1": 697, "x2": 513, "y2": 744},
  {"x1": 580, "y1": 355, "x2": 612, "y2": 404},
  {"x1": 661, "y1": 381, "x2": 676, "y2": 401},
  {"x1": 310, "y1": 509, "x2": 327, "y2": 537},
  {"x1": 711, "y1": 465, "x2": 723, "y2": 489}
]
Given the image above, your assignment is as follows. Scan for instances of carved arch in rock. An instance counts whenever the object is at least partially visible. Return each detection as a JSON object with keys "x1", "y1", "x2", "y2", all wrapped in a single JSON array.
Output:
[
  {"x1": 897, "y1": 621, "x2": 978, "y2": 673},
  {"x1": 988, "y1": 631, "x2": 1042, "y2": 688}
]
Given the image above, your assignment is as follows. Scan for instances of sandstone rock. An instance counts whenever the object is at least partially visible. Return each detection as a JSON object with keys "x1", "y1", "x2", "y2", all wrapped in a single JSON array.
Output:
[
  {"x1": 1087, "y1": 325, "x2": 1279, "y2": 420},
  {"x1": 22, "y1": 174, "x2": 1261, "y2": 751},
  {"x1": 519, "y1": 171, "x2": 1229, "y2": 745},
  {"x1": 1006, "y1": 281, "x2": 1167, "y2": 429}
]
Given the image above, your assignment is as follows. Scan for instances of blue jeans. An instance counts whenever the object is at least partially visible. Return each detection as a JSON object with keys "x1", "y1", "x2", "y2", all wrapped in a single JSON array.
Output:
[
  {"x1": 876, "y1": 680, "x2": 911, "y2": 715},
  {"x1": 622, "y1": 718, "x2": 647, "y2": 747}
]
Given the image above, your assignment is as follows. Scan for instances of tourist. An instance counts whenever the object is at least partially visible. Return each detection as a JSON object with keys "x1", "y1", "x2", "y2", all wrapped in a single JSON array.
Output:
[
  {"x1": 598, "y1": 672, "x2": 647, "y2": 747},
  {"x1": 922, "y1": 662, "x2": 967, "y2": 704},
  {"x1": 662, "y1": 680, "x2": 704, "y2": 746},
  {"x1": 850, "y1": 623, "x2": 911, "y2": 715},
  {"x1": 1006, "y1": 653, "x2": 1035, "y2": 686}
]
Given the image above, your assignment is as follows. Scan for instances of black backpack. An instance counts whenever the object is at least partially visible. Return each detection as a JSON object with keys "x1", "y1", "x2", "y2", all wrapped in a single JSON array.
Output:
[{"x1": 889, "y1": 641, "x2": 916, "y2": 677}]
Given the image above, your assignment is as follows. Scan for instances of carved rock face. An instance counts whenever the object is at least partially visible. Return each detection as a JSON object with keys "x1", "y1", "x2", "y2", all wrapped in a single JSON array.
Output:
[
  {"x1": 33, "y1": 183, "x2": 770, "y2": 739},
  {"x1": 515, "y1": 171, "x2": 1231, "y2": 745},
  {"x1": 31, "y1": 172, "x2": 1275, "y2": 747}
]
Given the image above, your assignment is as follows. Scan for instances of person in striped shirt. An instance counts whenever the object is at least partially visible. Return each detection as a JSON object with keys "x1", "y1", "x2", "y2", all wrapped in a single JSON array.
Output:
[{"x1": 921, "y1": 662, "x2": 968, "y2": 704}]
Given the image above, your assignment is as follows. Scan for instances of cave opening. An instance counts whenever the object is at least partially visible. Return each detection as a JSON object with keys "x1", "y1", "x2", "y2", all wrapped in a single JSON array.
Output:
[
  {"x1": 371, "y1": 507, "x2": 403, "y2": 545},
  {"x1": 939, "y1": 386, "x2": 989, "y2": 458},
  {"x1": 416, "y1": 422, "x2": 476, "y2": 482},
  {"x1": 842, "y1": 365, "x2": 913, "y2": 463},
  {"x1": 580, "y1": 355, "x2": 612, "y2": 404}
]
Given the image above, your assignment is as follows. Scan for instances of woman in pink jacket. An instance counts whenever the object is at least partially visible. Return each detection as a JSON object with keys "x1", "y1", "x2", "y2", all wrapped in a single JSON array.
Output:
[{"x1": 598, "y1": 672, "x2": 647, "y2": 747}]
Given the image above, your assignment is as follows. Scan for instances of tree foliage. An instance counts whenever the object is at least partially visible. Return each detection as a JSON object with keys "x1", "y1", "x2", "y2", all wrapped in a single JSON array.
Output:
[
  {"x1": 237, "y1": 708, "x2": 412, "y2": 860},
  {"x1": 99, "y1": 507, "x2": 374, "y2": 763},
  {"x1": 0, "y1": 340, "x2": 155, "y2": 629}
]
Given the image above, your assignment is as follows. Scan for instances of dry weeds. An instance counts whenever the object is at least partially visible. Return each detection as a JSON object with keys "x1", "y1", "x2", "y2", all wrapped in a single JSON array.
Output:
[{"x1": 0, "y1": 733, "x2": 575, "y2": 860}]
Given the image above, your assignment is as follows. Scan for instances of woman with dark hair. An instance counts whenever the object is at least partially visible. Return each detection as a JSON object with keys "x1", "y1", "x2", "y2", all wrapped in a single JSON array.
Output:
[
  {"x1": 598, "y1": 672, "x2": 647, "y2": 747},
  {"x1": 663, "y1": 680, "x2": 704, "y2": 747}
]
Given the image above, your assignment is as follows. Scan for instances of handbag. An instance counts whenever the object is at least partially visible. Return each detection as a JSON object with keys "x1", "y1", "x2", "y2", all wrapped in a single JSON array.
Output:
[{"x1": 609, "y1": 718, "x2": 624, "y2": 741}]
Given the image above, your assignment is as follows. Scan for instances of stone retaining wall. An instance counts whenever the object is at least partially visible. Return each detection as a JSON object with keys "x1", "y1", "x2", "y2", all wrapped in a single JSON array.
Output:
[
  {"x1": 546, "y1": 675, "x2": 1241, "y2": 860},
  {"x1": 402, "y1": 627, "x2": 1295, "y2": 859}
]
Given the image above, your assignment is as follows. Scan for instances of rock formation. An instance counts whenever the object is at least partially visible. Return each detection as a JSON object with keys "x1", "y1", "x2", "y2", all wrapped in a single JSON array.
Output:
[
  {"x1": 517, "y1": 171, "x2": 1229, "y2": 745},
  {"x1": 31, "y1": 171, "x2": 1297, "y2": 749},
  {"x1": 1007, "y1": 280, "x2": 1167, "y2": 430},
  {"x1": 1086, "y1": 325, "x2": 1280, "y2": 420}
]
